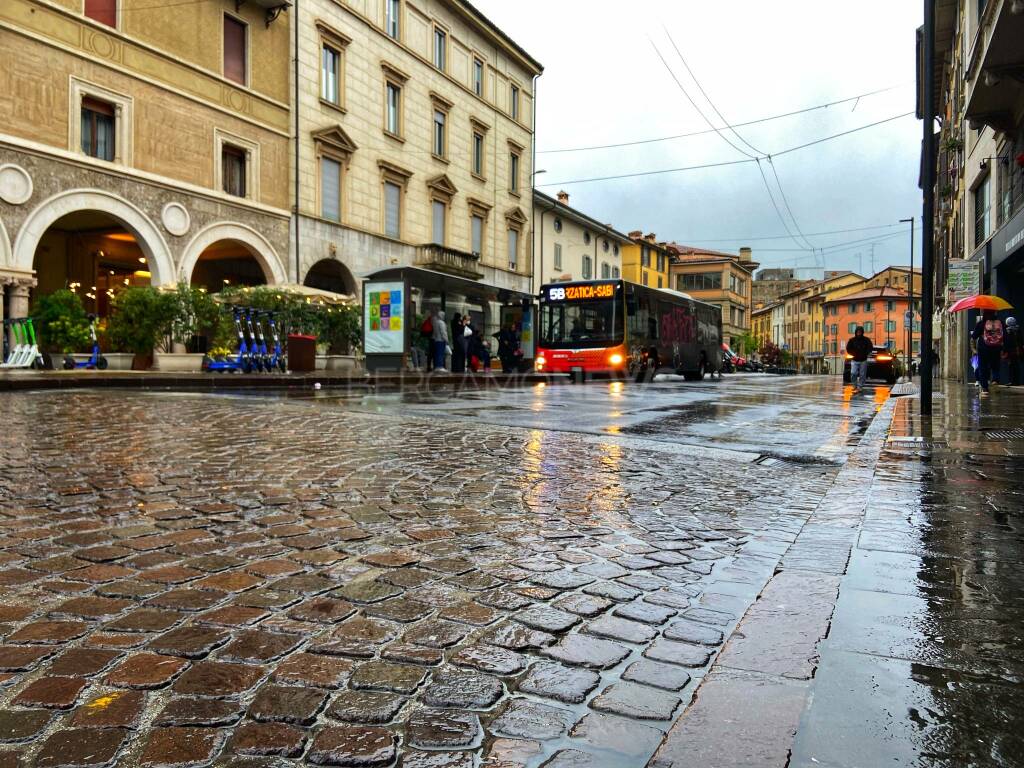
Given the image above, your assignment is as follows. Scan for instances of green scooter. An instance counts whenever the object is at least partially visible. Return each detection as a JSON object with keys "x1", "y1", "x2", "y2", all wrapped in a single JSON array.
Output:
[{"x1": 1, "y1": 317, "x2": 43, "y2": 369}]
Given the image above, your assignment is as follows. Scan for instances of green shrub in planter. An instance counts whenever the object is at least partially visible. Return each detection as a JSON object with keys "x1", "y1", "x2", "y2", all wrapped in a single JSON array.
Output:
[
  {"x1": 32, "y1": 289, "x2": 91, "y2": 353},
  {"x1": 168, "y1": 284, "x2": 220, "y2": 348},
  {"x1": 318, "y1": 304, "x2": 361, "y2": 354},
  {"x1": 107, "y1": 286, "x2": 177, "y2": 355}
]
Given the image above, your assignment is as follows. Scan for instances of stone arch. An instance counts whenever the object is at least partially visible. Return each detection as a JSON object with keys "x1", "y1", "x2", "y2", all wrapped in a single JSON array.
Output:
[
  {"x1": 0, "y1": 216, "x2": 11, "y2": 269},
  {"x1": 12, "y1": 189, "x2": 175, "y2": 285},
  {"x1": 179, "y1": 221, "x2": 287, "y2": 286},
  {"x1": 302, "y1": 257, "x2": 357, "y2": 296}
]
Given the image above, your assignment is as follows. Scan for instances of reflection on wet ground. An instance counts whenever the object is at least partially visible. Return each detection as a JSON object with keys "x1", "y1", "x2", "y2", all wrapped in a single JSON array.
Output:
[{"x1": 790, "y1": 384, "x2": 1024, "y2": 768}]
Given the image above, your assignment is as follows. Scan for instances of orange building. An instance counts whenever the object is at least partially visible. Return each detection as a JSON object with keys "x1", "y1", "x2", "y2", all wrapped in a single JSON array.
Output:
[{"x1": 822, "y1": 286, "x2": 921, "y2": 372}]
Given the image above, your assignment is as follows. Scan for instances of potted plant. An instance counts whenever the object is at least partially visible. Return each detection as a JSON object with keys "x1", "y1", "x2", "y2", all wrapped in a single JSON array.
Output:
[
  {"x1": 106, "y1": 286, "x2": 177, "y2": 370},
  {"x1": 316, "y1": 304, "x2": 361, "y2": 372},
  {"x1": 153, "y1": 284, "x2": 219, "y2": 372},
  {"x1": 31, "y1": 289, "x2": 91, "y2": 368}
]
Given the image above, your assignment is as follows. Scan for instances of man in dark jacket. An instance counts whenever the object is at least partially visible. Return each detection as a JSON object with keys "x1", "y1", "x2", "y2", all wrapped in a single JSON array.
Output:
[{"x1": 846, "y1": 326, "x2": 874, "y2": 392}]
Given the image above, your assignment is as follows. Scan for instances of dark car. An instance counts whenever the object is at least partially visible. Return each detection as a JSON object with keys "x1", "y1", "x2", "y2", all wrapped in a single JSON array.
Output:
[{"x1": 843, "y1": 345, "x2": 902, "y2": 385}]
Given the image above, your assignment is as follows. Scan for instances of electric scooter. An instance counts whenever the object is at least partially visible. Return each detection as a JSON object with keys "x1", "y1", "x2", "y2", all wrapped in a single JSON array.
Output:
[
  {"x1": 1, "y1": 318, "x2": 43, "y2": 369},
  {"x1": 242, "y1": 308, "x2": 265, "y2": 372},
  {"x1": 203, "y1": 308, "x2": 253, "y2": 373},
  {"x1": 63, "y1": 314, "x2": 108, "y2": 370},
  {"x1": 262, "y1": 311, "x2": 287, "y2": 373},
  {"x1": 250, "y1": 309, "x2": 271, "y2": 372}
]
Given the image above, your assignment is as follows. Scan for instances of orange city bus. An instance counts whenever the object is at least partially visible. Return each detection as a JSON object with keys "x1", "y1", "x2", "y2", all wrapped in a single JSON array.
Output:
[{"x1": 535, "y1": 279, "x2": 722, "y2": 380}]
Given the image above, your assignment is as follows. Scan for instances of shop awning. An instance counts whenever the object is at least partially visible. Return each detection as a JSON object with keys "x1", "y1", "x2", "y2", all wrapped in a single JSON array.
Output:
[{"x1": 361, "y1": 266, "x2": 533, "y2": 305}]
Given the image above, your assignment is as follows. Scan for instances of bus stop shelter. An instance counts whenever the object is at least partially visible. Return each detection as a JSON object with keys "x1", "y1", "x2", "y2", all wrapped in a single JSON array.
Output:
[{"x1": 360, "y1": 266, "x2": 534, "y2": 372}]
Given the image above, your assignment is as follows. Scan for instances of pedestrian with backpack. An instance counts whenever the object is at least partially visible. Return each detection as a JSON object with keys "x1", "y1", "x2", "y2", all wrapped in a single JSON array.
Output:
[
  {"x1": 1003, "y1": 317, "x2": 1021, "y2": 386},
  {"x1": 972, "y1": 309, "x2": 1004, "y2": 396}
]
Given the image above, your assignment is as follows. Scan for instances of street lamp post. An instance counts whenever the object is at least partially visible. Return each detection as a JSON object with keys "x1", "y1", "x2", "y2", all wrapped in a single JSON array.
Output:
[{"x1": 899, "y1": 217, "x2": 915, "y2": 380}]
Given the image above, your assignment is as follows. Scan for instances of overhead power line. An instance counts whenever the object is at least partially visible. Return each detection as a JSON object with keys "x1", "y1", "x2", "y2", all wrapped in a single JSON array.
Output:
[
  {"x1": 683, "y1": 221, "x2": 913, "y2": 243},
  {"x1": 536, "y1": 112, "x2": 913, "y2": 187},
  {"x1": 537, "y1": 84, "x2": 907, "y2": 154}
]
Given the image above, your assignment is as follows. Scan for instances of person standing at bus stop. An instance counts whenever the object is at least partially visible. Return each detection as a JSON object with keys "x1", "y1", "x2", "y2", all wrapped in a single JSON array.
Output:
[
  {"x1": 846, "y1": 326, "x2": 873, "y2": 393},
  {"x1": 431, "y1": 309, "x2": 449, "y2": 372}
]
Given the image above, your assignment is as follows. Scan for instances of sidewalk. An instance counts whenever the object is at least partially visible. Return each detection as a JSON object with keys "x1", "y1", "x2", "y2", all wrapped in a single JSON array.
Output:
[{"x1": 652, "y1": 381, "x2": 1024, "y2": 767}]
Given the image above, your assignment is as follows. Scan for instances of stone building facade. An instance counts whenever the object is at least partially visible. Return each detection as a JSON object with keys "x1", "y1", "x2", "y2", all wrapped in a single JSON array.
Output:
[
  {"x1": 292, "y1": 0, "x2": 543, "y2": 307},
  {"x1": 532, "y1": 190, "x2": 627, "y2": 284},
  {"x1": 0, "y1": 0, "x2": 292, "y2": 328}
]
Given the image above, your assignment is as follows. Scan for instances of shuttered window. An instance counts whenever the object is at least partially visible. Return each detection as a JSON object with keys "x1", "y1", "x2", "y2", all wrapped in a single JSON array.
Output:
[
  {"x1": 432, "y1": 200, "x2": 446, "y2": 245},
  {"x1": 320, "y1": 156, "x2": 341, "y2": 222},
  {"x1": 507, "y1": 228, "x2": 519, "y2": 271},
  {"x1": 85, "y1": 0, "x2": 117, "y2": 27},
  {"x1": 384, "y1": 182, "x2": 401, "y2": 238},
  {"x1": 223, "y1": 15, "x2": 247, "y2": 86}
]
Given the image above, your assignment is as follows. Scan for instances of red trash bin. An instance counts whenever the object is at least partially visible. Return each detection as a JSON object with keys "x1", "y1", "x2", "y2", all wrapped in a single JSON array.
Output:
[{"x1": 287, "y1": 334, "x2": 316, "y2": 372}]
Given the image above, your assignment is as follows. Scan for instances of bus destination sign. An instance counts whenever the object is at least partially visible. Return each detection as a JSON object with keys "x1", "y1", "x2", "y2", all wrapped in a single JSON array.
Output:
[{"x1": 547, "y1": 283, "x2": 616, "y2": 301}]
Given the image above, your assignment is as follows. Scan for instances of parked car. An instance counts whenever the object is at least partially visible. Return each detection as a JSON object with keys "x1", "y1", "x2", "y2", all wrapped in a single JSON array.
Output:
[{"x1": 843, "y1": 346, "x2": 903, "y2": 385}]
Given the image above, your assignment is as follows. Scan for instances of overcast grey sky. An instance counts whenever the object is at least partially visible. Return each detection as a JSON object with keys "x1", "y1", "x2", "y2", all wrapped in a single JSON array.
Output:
[{"x1": 475, "y1": 0, "x2": 923, "y2": 277}]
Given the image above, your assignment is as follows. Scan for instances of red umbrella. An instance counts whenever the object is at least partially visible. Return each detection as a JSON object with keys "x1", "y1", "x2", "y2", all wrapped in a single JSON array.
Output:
[{"x1": 948, "y1": 294, "x2": 1013, "y2": 313}]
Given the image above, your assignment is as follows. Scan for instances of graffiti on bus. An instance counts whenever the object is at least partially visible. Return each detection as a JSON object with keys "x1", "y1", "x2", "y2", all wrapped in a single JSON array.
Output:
[{"x1": 660, "y1": 306, "x2": 695, "y2": 345}]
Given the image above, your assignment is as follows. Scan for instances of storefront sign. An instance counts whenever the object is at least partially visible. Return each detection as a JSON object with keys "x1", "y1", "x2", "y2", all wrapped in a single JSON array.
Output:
[
  {"x1": 947, "y1": 260, "x2": 980, "y2": 301},
  {"x1": 363, "y1": 280, "x2": 405, "y2": 354}
]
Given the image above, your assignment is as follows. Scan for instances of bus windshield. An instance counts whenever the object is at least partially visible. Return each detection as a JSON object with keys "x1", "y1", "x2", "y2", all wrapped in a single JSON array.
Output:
[{"x1": 540, "y1": 298, "x2": 621, "y2": 348}]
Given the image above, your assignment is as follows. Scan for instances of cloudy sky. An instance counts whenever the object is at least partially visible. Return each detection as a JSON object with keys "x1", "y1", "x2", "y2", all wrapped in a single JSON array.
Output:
[{"x1": 475, "y1": 0, "x2": 923, "y2": 277}]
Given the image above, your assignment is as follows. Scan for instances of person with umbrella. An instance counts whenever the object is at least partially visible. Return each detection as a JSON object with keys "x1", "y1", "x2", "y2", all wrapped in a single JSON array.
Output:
[{"x1": 949, "y1": 294, "x2": 1013, "y2": 397}]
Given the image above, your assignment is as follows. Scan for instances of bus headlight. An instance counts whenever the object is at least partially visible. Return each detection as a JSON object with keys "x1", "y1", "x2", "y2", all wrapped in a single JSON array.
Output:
[
  {"x1": 609, "y1": 353, "x2": 624, "y2": 366},
  {"x1": 535, "y1": 355, "x2": 546, "y2": 370}
]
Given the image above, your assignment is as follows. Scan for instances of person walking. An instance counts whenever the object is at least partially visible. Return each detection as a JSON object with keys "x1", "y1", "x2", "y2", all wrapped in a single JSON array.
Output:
[
  {"x1": 1003, "y1": 317, "x2": 1021, "y2": 386},
  {"x1": 972, "y1": 309, "x2": 1004, "y2": 397},
  {"x1": 430, "y1": 309, "x2": 449, "y2": 372},
  {"x1": 494, "y1": 323, "x2": 520, "y2": 374},
  {"x1": 450, "y1": 313, "x2": 469, "y2": 373},
  {"x1": 846, "y1": 326, "x2": 874, "y2": 393}
]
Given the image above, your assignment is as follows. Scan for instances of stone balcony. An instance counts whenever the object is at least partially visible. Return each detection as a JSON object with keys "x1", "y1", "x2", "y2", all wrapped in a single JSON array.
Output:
[{"x1": 415, "y1": 244, "x2": 484, "y2": 280}]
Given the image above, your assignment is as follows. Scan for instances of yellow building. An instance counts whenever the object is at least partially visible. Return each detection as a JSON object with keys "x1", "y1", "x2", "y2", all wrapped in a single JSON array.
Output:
[
  {"x1": 294, "y1": 0, "x2": 542, "y2": 323},
  {"x1": 0, "y1": 0, "x2": 294, "y2": 320},
  {"x1": 621, "y1": 232, "x2": 672, "y2": 290},
  {"x1": 865, "y1": 266, "x2": 922, "y2": 295},
  {"x1": 665, "y1": 245, "x2": 757, "y2": 350},
  {"x1": 751, "y1": 303, "x2": 776, "y2": 350}
]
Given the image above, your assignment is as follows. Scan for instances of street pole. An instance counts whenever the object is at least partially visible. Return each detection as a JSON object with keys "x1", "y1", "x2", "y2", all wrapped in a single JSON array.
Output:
[
  {"x1": 900, "y1": 217, "x2": 914, "y2": 379},
  {"x1": 920, "y1": 0, "x2": 936, "y2": 415}
]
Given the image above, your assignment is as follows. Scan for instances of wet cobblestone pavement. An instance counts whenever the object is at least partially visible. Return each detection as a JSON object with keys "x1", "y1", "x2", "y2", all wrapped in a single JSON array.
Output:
[{"x1": 0, "y1": 380, "x2": 890, "y2": 767}]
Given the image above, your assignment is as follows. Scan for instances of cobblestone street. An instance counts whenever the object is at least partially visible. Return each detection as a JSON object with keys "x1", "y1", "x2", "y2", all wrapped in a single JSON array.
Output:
[{"x1": 0, "y1": 378, "x2": 913, "y2": 767}]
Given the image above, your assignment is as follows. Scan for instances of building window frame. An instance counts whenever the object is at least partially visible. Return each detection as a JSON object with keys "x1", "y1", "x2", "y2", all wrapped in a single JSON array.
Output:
[
  {"x1": 974, "y1": 173, "x2": 991, "y2": 248},
  {"x1": 317, "y1": 23, "x2": 351, "y2": 112},
  {"x1": 381, "y1": 63, "x2": 409, "y2": 141},
  {"x1": 379, "y1": 160, "x2": 411, "y2": 240},
  {"x1": 430, "y1": 92, "x2": 453, "y2": 162},
  {"x1": 509, "y1": 82, "x2": 520, "y2": 121},
  {"x1": 69, "y1": 77, "x2": 133, "y2": 166},
  {"x1": 553, "y1": 243, "x2": 562, "y2": 270},
  {"x1": 472, "y1": 55, "x2": 486, "y2": 98},
  {"x1": 214, "y1": 130, "x2": 259, "y2": 200},
  {"x1": 383, "y1": 0, "x2": 402, "y2": 40},
  {"x1": 312, "y1": 126, "x2": 356, "y2": 224},
  {"x1": 508, "y1": 141, "x2": 523, "y2": 195},
  {"x1": 433, "y1": 24, "x2": 448, "y2": 72},
  {"x1": 84, "y1": 0, "x2": 119, "y2": 29},
  {"x1": 222, "y1": 12, "x2": 249, "y2": 87},
  {"x1": 505, "y1": 207, "x2": 527, "y2": 273}
]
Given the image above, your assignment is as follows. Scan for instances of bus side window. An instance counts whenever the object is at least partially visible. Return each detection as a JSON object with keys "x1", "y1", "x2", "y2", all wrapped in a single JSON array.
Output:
[{"x1": 626, "y1": 288, "x2": 637, "y2": 316}]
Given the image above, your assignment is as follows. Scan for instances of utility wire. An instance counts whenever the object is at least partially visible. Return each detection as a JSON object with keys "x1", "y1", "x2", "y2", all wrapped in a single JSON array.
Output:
[
  {"x1": 537, "y1": 84, "x2": 908, "y2": 154},
  {"x1": 767, "y1": 156, "x2": 818, "y2": 254},
  {"x1": 536, "y1": 112, "x2": 913, "y2": 186},
  {"x1": 685, "y1": 221, "x2": 911, "y2": 243},
  {"x1": 755, "y1": 159, "x2": 804, "y2": 250}
]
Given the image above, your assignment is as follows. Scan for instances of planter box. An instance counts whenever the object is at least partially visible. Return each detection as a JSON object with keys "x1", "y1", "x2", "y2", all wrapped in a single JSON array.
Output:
[
  {"x1": 152, "y1": 352, "x2": 205, "y2": 372},
  {"x1": 316, "y1": 354, "x2": 360, "y2": 373},
  {"x1": 69, "y1": 352, "x2": 133, "y2": 370}
]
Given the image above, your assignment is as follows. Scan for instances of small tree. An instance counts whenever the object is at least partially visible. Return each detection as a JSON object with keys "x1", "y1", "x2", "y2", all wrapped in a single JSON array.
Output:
[
  {"x1": 168, "y1": 284, "x2": 220, "y2": 348},
  {"x1": 32, "y1": 289, "x2": 91, "y2": 353},
  {"x1": 318, "y1": 305, "x2": 361, "y2": 354},
  {"x1": 759, "y1": 341, "x2": 782, "y2": 367},
  {"x1": 107, "y1": 286, "x2": 177, "y2": 355},
  {"x1": 736, "y1": 332, "x2": 759, "y2": 358}
]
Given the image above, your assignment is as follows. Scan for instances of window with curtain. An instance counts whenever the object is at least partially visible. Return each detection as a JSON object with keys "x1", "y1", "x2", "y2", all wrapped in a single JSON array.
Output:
[
  {"x1": 384, "y1": 182, "x2": 401, "y2": 238},
  {"x1": 433, "y1": 28, "x2": 446, "y2": 70},
  {"x1": 473, "y1": 59, "x2": 484, "y2": 96},
  {"x1": 80, "y1": 97, "x2": 115, "y2": 161},
  {"x1": 385, "y1": 0, "x2": 400, "y2": 39},
  {"x1": 222, "y1": 145, "x2": 246, "y2": 197},
  {"x1": 85, "y1": 0, "x2": 116, "y2": 27},
  {"x1": 321, "y1": 45, "x2": 340, "y2": 104},
  {"x1": 386, "y1": 83, "x2": 401, "y2": 135},
  {"x1": 320, "y1": 156, "x2": 341, "y2": 222},
  {"x1": 431, "y1": 200, "x2": 446, "y2": 244},
  {"x1": 471, "y1": 215, "x2": 483, "y2": 256},
  {"x1": 472, "y1": 132, "x2": 483, "y2": 176},
  {"x1": 223, "y1": 15, "x2": 247, "y2": 86},
  {"x1": 507, "y1": 228, "x2": 519, "y2": 270},
  {"x1": 433, "y1": 110, "x2": 446, "y2": 157}
]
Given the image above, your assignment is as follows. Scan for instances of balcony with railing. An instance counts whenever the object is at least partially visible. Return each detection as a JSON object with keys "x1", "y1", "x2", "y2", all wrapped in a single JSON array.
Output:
[
  {"x1": 414, "y1": 244, "x2": 484, "y2": 280},
  {"x1": 965, "y1": 0, "x2": 1024, "y2": 132}
]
